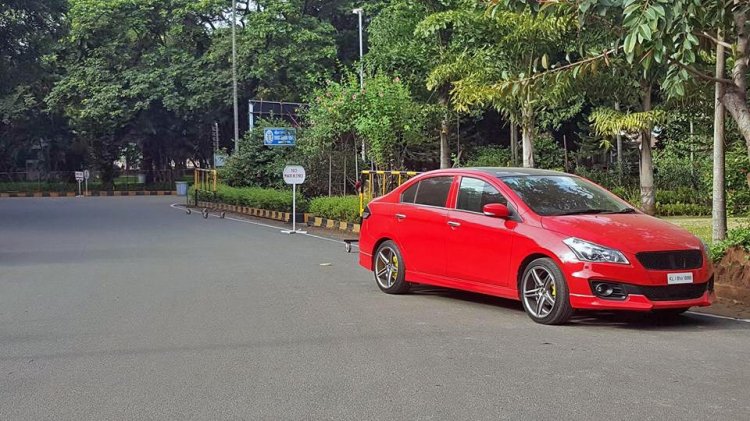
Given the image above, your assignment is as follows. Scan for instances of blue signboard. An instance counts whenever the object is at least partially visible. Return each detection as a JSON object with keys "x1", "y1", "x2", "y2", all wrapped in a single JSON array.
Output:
[{"x1": 263, "y1": 128, "x2": 297, "y2": 146}]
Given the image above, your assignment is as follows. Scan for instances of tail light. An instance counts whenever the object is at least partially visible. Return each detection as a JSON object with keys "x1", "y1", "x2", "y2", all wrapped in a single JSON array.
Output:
[{"x1": 362, "y1": 205, "x2": 371, "y2": 220}]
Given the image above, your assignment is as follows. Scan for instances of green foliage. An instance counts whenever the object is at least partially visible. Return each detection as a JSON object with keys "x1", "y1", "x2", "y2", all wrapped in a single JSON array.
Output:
[
  {"x1": 306, "y1": 72, "x2": 429, "y2": 167},
  {"x1": 657, "y1": 203, "x2": 711, "y2": 217},
  {"x1": 709, "y1": 226, "x2": 750, "y2": 262},
  {"x1": 309, "y1": 195, "x2": 361, "y2": 223},
  {"x1": 220, "y1": 119, "x2": 303, "y2": 189},
  {"x1": 464, "y1": 145, "x2": 512, "y2": 167},
  {"x1": 193, "y1": 184, "x2": 306, "y2": 213},
  {"x1": 590, "y1": 107, "x2": 667, "y2": 136},
  {"x1": 533, "y1": 133, "x2": 565, "y2": 170}
]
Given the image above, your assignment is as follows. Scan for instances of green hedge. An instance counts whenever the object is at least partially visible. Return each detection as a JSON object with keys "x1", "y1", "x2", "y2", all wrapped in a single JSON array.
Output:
[
  {"x1": 656, "y1": 202, "x2": 711, "y2": 217},
  {"x1": 193, "y1": 184, "x2": 307, "y2": 212},
  {"x1": 0, "y1": 181, "x2": 174, "y2": 193},
  {"x1": 309, "y1": 195, "x2": 361, "y2": 223}
]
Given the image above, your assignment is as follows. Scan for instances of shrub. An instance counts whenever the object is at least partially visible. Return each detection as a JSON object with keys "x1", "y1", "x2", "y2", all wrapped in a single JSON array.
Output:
[
  {"x1": 709, "y1": 226, "x2": 750, "y2": 262},
  {"x1": 192, "y1": 184, "x2": 307, "y2": 212},
  {"x1": 656, "y1": 203, "x2": 711, "y2": 217},
  {"x1": 464, "y1": 145, "x2": 511, "y2": 167},
  {"x1": 309, "y1": 195, "x2": 361, "y2": 223}
]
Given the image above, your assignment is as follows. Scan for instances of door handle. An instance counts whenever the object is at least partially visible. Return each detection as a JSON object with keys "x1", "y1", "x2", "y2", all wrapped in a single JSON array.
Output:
[
  {"x1": 395, "y1": 213, "x2": 407, "y2": 220},
  {"x1": 448, "y1": 221, "x2": 461, "y2": 228}
]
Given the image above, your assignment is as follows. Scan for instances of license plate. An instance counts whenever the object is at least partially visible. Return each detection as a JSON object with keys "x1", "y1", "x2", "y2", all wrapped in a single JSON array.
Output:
[{"x1": 667, "y1": 272, "x2": 693, "y2": 285}]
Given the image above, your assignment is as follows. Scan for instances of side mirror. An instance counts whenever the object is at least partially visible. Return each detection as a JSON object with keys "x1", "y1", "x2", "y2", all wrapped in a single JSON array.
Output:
[{"x1": 483, "y1": 203, "x2": 510, "y2": 219}]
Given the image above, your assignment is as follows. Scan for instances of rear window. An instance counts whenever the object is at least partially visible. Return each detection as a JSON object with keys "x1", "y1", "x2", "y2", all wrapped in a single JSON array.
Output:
[{"x1": 414, "y1": 176, "x2": 453, "y2": 207}]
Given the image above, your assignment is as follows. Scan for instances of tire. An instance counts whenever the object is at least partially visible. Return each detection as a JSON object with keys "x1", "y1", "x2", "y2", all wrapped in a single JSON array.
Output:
[
  {"x1": 519, "y1": 258, "x2": 574, "y2": 325},
  {"x1": 373, "y1": 241, "x2": 410, "y2": 294}
]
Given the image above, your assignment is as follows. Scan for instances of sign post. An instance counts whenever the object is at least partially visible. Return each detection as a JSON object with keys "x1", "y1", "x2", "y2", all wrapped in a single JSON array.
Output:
[
  {"x1": 83, "y1": 170, "x2": 90, "y2": 196},
  {"x1": 281, "y1": 165, "x2": 306, "y2": 235},
  {"x1": 75, "y1": 171, "x2": 84, "y2": 197}
]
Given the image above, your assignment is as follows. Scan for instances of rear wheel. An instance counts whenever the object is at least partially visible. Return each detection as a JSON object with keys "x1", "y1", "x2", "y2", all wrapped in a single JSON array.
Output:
[
  {"x1": 373, "y1": 241, "x2": 410, "y2": 294},
  {"x1": 520, "y1": 258, "x2": 574, "y2": 325}
]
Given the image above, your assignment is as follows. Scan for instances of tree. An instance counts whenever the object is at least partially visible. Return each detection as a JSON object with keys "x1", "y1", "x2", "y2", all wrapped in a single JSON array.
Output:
[
  {"x1": 306, "y1": 72, "x2": 429, "y2": 169},
  {"x1": 0, "y1": 0, "x2": 71, "y2": 173},
  {"x1": 422, "y1": 3, "x2": 580, "y2": 168}
]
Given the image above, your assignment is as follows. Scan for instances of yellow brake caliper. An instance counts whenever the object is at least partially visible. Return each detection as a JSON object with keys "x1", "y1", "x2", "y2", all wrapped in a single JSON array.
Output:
[{"x1": 392, "y1": 255, "x2": 399, "y2": 280}]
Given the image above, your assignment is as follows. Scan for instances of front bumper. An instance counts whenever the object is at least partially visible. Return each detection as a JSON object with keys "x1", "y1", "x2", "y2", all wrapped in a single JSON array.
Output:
[
  {"x1": 570, "y1": 290, "x2": 714, "y2": 311},
  {"x1": 564, "y1": 259, "x2": 714, "y2": 311}
]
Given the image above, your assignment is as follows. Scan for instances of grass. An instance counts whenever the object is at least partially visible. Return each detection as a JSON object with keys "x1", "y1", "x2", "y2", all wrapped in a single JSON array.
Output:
[{"x1": 663, "y1": 216, "x2": 750, "y2": 242}]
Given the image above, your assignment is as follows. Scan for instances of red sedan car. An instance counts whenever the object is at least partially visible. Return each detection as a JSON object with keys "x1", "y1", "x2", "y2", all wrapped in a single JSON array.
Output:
[{"x1": 358, "y1": 168, "x2": 714, "y2": 324}]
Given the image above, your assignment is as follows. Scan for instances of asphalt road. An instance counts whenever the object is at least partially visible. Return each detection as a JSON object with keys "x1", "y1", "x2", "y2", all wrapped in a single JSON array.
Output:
[{"x1": 1, "y1": 197, "x2": 749, "y2": 420}]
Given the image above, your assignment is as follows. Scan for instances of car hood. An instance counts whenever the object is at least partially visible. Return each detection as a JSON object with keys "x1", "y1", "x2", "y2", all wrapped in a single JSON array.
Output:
[{"x1": 540, "y1": 214, "x2": 701, "y2": 254}]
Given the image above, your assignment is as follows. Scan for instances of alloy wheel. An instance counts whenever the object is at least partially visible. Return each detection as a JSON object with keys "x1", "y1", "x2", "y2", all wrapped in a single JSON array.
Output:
[
  {"x1": 375, "y1": 246, "x2": 400, "y2": 289},
  {"x1": 522, "y1": 266, "x2": 557, "y2": 318}
]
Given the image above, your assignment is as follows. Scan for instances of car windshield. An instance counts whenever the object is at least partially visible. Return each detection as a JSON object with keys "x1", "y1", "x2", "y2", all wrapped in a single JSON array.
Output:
[{"x1": 501, "y1": 175, "x2": 633, "y2": 216}]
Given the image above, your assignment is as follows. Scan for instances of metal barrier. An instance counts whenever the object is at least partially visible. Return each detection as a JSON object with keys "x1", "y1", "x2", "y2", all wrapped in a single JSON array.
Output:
[
  {"x1": 358, "y1": 170, "x2": 420, "y2": 216},
  {"x1": 192, "y1": 168, "x2": 223, "y2": 218}
]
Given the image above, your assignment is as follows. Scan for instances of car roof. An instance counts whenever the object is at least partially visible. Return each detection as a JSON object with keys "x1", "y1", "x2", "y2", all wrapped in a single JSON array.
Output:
[{"x1": 423, "y1": 167, "x2": 570, "y2": 178}]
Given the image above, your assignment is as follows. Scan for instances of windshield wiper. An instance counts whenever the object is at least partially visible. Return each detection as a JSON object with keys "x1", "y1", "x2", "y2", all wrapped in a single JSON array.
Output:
[
  {"x1": 557, "y1": 209, "x2": 611, "y2": 216},
  {"x1": 606, "y1": 207, "x2": 637, "y2": 214}
]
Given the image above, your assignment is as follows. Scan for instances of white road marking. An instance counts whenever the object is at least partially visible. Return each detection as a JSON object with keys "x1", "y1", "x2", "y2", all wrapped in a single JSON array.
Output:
[
  {"x1": 170, "y1": 203, "x2": 359, "y2": 248},
  {"x1": 686, "y1": 311, "x2": 750, "y2": 323}
]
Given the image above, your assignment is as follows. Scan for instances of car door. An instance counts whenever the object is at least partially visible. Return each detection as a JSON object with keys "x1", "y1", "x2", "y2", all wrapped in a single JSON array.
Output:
[
  {"x1": 394, "y1": 175, "x2": 453, "y2": 278},
  {"x1": 444, "y1": 176, "x2": 516, "y2": 287}
]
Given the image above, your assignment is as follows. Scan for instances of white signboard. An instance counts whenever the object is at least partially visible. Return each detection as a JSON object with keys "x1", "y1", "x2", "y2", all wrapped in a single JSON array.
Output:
[
  {"x1": 75, "y1": 171, "x2": 84, "y2": 182},
  {"x1": 283, "y1": 165, "x2": 306, "y2": 185},
  {"x1": 281, "y1": 165, "x2": 306, "y2": 235},
  {"x1": 83, "y1": 170, "x2": 90, "y2": 180}
]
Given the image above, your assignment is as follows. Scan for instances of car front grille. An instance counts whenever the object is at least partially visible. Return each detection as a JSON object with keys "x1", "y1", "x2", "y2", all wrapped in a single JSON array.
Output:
[
  {"x1": 626, "y1": 282, "x2": 709, "y2": 301},
  {"x1": 636, "y1": 250, "x2": 703, "y2": 270}
]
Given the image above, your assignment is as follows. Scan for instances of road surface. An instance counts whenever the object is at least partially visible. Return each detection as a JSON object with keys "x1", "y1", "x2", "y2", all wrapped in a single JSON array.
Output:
[{"x1": 1, "y1": 197, "x2": 748, "y2": 420}]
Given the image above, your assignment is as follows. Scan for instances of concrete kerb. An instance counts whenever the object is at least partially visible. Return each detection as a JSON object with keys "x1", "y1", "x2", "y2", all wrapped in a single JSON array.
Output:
[{"x1": 194, "y1": 200, "x2": 361, "y2": 233}]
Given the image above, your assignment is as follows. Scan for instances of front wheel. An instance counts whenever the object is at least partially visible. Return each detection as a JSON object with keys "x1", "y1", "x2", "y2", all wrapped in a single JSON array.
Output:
[
  {"x1": 373, "y1": 241, "x2": 410, "y2": 294},
  {"x1": 520, "y1": 258, "x2": 574, "y2": 325}
]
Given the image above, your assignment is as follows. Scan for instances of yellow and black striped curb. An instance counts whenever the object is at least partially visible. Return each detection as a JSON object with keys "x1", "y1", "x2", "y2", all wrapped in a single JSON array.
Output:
[
  {"x1": 195, "y1": 201, "x2": 361, "y2": 233},
  {"x1": 0, "y1": 191, "x2": 176, "y2": 198},
  {"x1": 304, "y1": 215, "x2": 361, "y2": 234},
  {"x1": 197, "y1": 201, "x2": 293, "y2": 222}
]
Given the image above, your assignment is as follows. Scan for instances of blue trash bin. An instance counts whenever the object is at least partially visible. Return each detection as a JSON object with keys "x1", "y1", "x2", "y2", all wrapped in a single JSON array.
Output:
[{"x1": 176, "y1": 181, "x2": 188, "y2": 196}]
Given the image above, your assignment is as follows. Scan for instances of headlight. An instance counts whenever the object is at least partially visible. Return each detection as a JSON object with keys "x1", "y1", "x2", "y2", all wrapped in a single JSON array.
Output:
[{"x1": 563, "y1": 238, "x2": 629, "y2": 264}]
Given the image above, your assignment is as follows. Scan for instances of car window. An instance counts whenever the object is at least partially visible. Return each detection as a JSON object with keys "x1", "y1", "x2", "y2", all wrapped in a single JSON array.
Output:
[
  {"x1": 400, "y1": 182, "x2": 418, "y2": 203},
  {"x1": 456, "y1": 177, "x2": 507, "y2": 213},
  {"x1": 414, "y1": 176, "x2": 452, "y2": 207},
  {"x1": 501, "y1": 175, "x2": 631, "y2": 216}
]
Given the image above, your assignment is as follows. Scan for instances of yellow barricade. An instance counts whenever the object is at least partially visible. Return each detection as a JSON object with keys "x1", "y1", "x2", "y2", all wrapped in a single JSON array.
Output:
[{"x1": 358, "y1": 170, "x2": 420, "y2": 216}]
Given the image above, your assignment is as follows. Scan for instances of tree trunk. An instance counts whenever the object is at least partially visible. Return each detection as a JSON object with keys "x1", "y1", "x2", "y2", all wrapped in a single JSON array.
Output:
[
  {"x1": 439, "y1": 93, "x2": 451, "y2": 169},
  {"x1": 713, "y1": 38, "x2": 727, "y2": 241},
  {"x1": 639, "y1": 81, "x2": 656, "y2": 216},
  {"x1": 510, "y1": 123, "x2": 518, "y2": 166},
  {"x1": 723, "y1": 88, "x2": 750, "y2": 170},
  {"x1": 521, "y1": 103, "x2": 534, "y2": 168},
  {"x1": 615, "y1": 101, "x2": 623, "y2": 176},
  {"x1": 723, "y1": 5, "x2": 750, "y2": 184}
]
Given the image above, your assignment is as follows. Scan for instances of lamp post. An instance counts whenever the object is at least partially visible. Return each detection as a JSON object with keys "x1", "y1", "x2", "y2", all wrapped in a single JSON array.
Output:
[
  {"x1": 231, "y1": 1, "x2": 239, "y2": 154},
  {"x1": 352, "y1": 7, "x2": 364, "y2": 174}
]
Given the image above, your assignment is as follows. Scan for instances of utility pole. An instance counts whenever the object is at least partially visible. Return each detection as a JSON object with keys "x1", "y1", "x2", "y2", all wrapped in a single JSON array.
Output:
[{"x1": 232, "y1": 0, "x2": 240, "y2": 154}]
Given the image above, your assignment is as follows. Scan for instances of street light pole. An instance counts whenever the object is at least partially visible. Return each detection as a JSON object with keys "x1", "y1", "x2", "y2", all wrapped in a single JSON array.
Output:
[
  {"x1": 353, "y1": 8, "x2": 364, "y2": 89},
  {"x1": 353, "y1": 7, "x2": 364, "y2": 174},
  {"x1": 232, "y1": 1, "x2": 240, "y2": 154}
]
